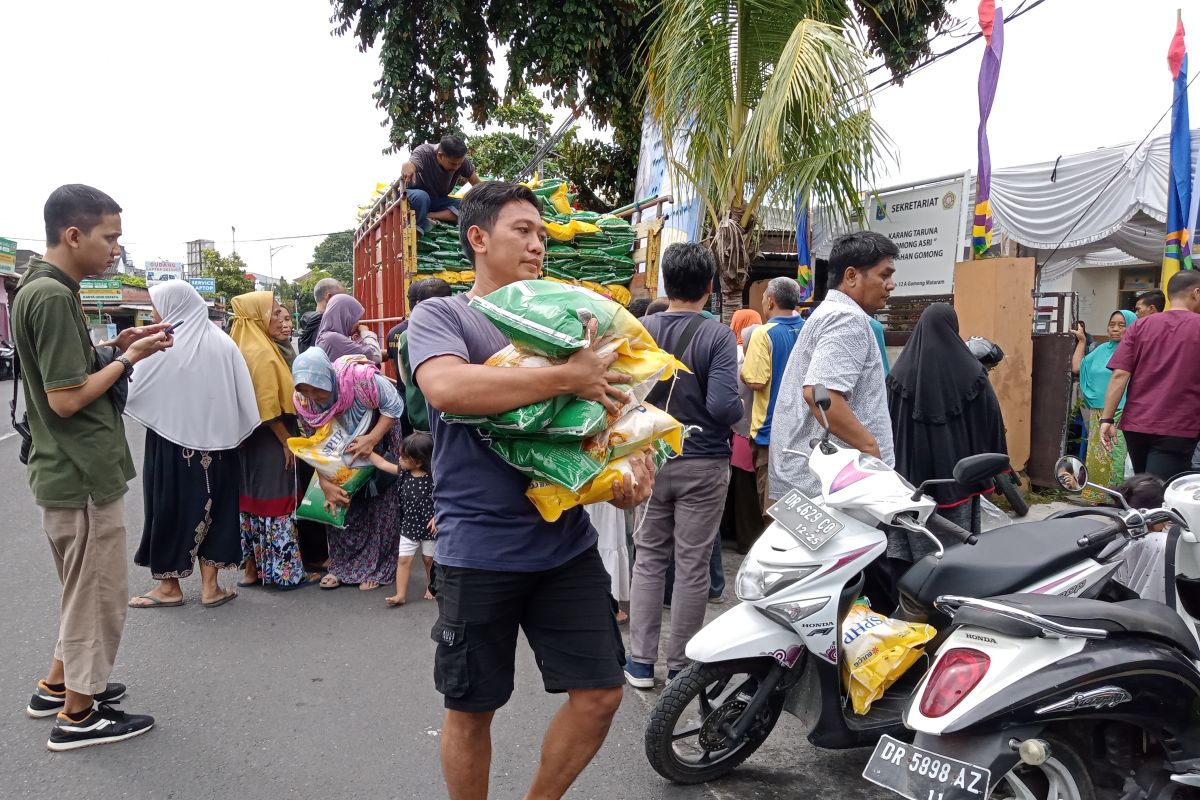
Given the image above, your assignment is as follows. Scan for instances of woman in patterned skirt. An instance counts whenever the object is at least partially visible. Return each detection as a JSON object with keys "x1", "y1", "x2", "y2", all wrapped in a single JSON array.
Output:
[
  {"x1": 125, "y1": 281, "x2": 261, "y2": 608},
  {"x1": 230, "y1": 291, "x2": 319, "y2": 589}
]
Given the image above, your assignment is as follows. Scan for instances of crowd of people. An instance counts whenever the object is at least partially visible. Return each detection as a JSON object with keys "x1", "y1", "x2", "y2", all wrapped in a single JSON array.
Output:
[{"x1": 13, "y1": 180, "x2": 1200, "y2": 800}]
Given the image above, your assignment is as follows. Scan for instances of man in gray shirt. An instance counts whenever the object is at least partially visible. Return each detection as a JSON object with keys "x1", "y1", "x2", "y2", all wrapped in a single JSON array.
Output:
[
  {"x1": 402, "y1": 135, "x2": 482, "y2": 233},
  {"x1": 769, "y1": 231, "x2": 898, "y2": 504}
]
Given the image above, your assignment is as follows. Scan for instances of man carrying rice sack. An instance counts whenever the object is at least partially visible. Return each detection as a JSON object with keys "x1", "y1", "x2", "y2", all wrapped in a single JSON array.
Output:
[{"x1": 407, "y1": 181, "x2": 656, "y2": 800}]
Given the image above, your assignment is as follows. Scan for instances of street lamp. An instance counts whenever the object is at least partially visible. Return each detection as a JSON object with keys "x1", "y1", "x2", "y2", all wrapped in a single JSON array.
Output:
[{"x1": 269, "y1": 244, "x2": 291, "y2": 279}]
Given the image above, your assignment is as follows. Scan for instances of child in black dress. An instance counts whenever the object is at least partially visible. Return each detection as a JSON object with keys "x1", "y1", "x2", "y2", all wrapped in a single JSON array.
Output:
[{"x1": 370, "y1": 432, "x2": 435, "y2": 606}]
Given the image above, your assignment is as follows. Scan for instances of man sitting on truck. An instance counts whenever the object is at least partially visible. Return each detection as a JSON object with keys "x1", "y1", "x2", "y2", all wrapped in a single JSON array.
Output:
[{"x1": 402, "y1": 135, "x2": 482, "y2": 234}]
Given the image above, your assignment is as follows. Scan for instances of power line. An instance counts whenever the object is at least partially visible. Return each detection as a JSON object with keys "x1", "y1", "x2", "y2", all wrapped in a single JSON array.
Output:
[
  {"x1": 1037, "y1": 68, "x2": 1200, "y2": 276},
  {"x1": 867, "y1": 0, "x2": 1049, "y2": 96}
]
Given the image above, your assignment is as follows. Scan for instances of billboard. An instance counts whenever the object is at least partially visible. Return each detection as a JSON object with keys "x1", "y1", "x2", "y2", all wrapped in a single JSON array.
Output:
[
  {"x1": 866, "y1": 178, "x2": 970, "y2": 297},
  {"x1": 79, "y1": 279, "x2": 123, "y2": 304},
  {"x1": 146, "y1": 261, "x2": 184, "y2": 286},
  {"x1": 0, "y1": 237, "x2": 16, "y2": 277}
]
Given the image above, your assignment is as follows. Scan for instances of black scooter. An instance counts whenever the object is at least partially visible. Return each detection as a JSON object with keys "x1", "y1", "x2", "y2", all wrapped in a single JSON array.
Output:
[{"x1": 864, "y1": 456, "x2": 1200, "y2": 800}]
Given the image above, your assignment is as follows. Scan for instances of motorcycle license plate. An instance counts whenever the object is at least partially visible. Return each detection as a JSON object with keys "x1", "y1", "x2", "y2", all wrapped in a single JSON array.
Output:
[
  {"x1": 862, "y1": 735, "x2": 991, "y2": 800},
  {"x1": 766, "y1": 490, "x2": 844, "y2": 550}
]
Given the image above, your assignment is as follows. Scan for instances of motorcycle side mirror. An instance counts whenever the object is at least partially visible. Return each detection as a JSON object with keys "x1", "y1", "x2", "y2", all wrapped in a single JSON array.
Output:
[
  {"x1": 1054, "y1": 454, "x2": 1130, "y2": 508},
  {"x1": 1053, "y1": 456, "x2": 1087, "y2": 494},
  {"x1": 809, "y1": 384, "x2": 835, "y2": 452},
  {"x1": 812, "y1": 384, "x2": 832, "y2": 411}
]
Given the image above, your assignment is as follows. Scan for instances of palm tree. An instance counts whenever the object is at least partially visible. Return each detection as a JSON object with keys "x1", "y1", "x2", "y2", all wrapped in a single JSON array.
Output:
[{"x1": 644, "y1": 0, "x2": 884, "y2": 318}]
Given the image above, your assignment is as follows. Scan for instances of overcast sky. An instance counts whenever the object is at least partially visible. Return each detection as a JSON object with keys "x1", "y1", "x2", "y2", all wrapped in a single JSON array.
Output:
[{"x1": 2, "y1": 0, "x2": 1194, "y2": 279}]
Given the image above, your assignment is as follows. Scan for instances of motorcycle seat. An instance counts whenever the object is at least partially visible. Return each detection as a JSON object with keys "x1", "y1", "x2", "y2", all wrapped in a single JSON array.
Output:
[
  {"x1": 898, "y1": 517, "x2": 1117, "y2": 610},
  {"x1": 957, "y1": 593, "x2": 1200, "y2": 660}
]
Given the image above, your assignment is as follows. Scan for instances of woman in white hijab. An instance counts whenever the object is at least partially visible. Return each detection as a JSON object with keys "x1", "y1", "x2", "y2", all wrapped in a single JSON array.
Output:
[{"x1": 125, "y1": 281, "x2": 260, "y2": 608}]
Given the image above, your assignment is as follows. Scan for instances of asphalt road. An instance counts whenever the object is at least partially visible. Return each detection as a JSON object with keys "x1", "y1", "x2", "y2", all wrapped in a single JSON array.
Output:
[{"x1": 0, "y1": 379, "x2": 894, "y2": 799}]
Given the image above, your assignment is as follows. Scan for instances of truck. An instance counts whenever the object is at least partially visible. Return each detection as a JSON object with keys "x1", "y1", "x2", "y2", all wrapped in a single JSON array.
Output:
[{"x1": 351, "y1": 177, "x2": 671, "y2": 346}]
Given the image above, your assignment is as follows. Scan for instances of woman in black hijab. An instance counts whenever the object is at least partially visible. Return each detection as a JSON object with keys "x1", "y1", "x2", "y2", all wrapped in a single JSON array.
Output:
[{"x1": 887, "y1": 303, "x2": 1009, "y2": 530}]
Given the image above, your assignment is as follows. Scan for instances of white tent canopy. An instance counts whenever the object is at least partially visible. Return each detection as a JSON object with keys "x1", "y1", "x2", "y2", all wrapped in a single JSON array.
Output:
[{"x1": 798, "y1": 127, "x2": 1199, "y2": 284}]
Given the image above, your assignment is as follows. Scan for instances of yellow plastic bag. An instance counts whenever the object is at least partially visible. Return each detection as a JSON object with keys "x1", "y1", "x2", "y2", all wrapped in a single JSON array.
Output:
[
  {"x1": 545, "y1": 218, "x2": 600, "y2": 243},
  {"x1": 288, "y1": 414, "x2": 373, "y2": 484},
  {"x1": 549, "y1": 182, "x2": 573, "y2": 215},
  {"x1": 526, "y1": 438, "x2": 678, "y2": 522},
  {"x1": 841, "y1": 598, "x2": 936, "y2": 715}
]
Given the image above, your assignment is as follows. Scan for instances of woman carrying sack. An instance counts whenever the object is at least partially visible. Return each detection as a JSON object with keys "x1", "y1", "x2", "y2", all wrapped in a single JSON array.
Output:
[
  {"x1": 125, "y1": 281, "x2": 260, "y2": 608},
  {"x1": 230, "y1": 291, "x2": 318, "y2": 590},
  {"x1": 291, "y1": 347, "x2": 406, "y2": 591}
]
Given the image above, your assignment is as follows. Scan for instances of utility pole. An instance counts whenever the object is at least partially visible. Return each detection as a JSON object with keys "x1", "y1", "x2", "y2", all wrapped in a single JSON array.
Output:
[
  {"x1": 269, "y1": 244, "x2": 291, "y2": 279},
  {"x1": 231, "y1": 225, "x2": 237, "y2": 255}
]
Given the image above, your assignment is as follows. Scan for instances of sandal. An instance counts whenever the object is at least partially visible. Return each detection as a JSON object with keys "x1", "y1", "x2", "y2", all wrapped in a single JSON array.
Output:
[
  {"x1": 359, "y1": 580, "x2": 380, "y2": 591},
  {"x1": 276, "y1": 572, "x2": 322, "y2": 592},
  {"x1": 129, "y1": 593, "x2": 184, "y2": 609},
  {"x1": 201, "y1": 589, "x2": 238, "y2": 608},
  {"x1": 319, "y1": 574, "x2": 342, "y2": 590}
]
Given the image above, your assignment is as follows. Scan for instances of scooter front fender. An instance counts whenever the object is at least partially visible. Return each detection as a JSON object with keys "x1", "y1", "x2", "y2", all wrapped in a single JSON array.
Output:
[{"x1": 685, "y1": 602, "x2": 803, "y2": 667}]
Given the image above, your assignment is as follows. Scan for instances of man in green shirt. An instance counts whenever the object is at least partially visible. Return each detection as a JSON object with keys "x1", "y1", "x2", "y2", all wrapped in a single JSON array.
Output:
[{"x1": 13, "y1": 185, "x2": 172, "y2": 751}]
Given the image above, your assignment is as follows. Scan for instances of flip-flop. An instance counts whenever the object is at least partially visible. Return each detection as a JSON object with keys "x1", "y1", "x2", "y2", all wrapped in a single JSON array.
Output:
[
  {"x1": 277, "y1": 573, "x2": 322, "y2": 592},
  {"x1": 128, "y1": 593, "x2": 184, "y2": 609},
  {"x1": 201, "y1": 590, "x2": 238, "y2": 608},
  {"x1": 319, "y1": 575, "x2": 342, "y2": 590},
  {"x1": 237, "y1": 579, "x2": 261, "y2": 588}
]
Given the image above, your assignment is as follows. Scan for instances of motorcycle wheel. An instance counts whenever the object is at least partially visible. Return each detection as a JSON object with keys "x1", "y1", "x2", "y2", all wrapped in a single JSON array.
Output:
[
  {"x1": 996, "y1": 473, "x2": 1030, "y2": 518},
  {"x1": 990, "y1": 735, "x2": 1095, "y2": 800},
  {"x1": 644, "y1": 658, "x2": 785, "y2": 784}
]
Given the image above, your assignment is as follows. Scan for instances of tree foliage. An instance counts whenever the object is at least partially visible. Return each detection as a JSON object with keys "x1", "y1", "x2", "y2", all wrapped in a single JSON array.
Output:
[
  {"x1": 309, "y1": 231, "x2": 354, "y2": 288},
  {"x1": 466, "y1": 92, "x2": 634, "y2": 210},
  {"x1": 644, "y1": 0, "x2": 956, "y2": 318},
  {"x1": 201, "y1": 248, "x2": 254, "y2": 302},
  {"x1": 328, "y1": 0, "x2": 950, "y2": 214}
]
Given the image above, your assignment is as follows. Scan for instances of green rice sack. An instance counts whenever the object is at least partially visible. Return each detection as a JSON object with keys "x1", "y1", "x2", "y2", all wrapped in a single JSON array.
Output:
[
  {"x1": 469, "y1": 280, "x2": 626, "y2": 358},
  {"x1": 295, "y1": 468, "x2": 375, "y2": 529},
  {"x1": 486, "y1": 436, "x2": 609, "y2": 492}
]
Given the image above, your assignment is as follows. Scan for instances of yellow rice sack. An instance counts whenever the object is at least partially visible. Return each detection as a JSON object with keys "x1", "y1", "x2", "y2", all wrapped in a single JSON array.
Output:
[{"x1": 841, "y1": 598, "x2": 937, "y2": 715}]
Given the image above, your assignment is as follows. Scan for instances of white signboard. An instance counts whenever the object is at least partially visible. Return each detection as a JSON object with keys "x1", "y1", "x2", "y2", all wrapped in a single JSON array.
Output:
[
  {"x1": 145, "y1": 261, "x2": 184, "y2": 286},
  {"x1": 866, "y1": 179, "x2": 967, "y2": 297}
]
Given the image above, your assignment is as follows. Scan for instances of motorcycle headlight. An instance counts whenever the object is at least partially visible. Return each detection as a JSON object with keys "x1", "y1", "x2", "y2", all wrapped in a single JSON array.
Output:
[
  {"x1": 735, "y1": 559, "x2": 819, "y2": 601},
  {"x1": 760, "y1": 596, "x2": 830, "y2": 628}
]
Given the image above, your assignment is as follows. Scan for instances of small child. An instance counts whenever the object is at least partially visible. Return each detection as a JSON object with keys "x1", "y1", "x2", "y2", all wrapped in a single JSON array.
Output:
[
  {"x1": 1113, "y1": 473, "x2": 1169, "y2": 603},
  {"x1": 370, "y1": 432, "x2": 436, "y2": 607}
]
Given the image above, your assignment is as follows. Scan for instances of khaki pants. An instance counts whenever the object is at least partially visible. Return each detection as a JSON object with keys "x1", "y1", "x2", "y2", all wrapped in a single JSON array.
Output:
[
  {"x1": 753, "y1": 442, "x2": 772, "y2": 517},
  {"x1": 629, "y1": 457, "x2": 731, "y2": 671},
  {"x1": 43, "y1": 499, "x2": 128, "y2": 696}
]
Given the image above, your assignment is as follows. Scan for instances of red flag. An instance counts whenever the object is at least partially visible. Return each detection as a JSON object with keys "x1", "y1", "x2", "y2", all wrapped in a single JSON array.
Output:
[
  {"x1": 978, "y1": 0, "x2": 997, "y2": 43},
  {"x1": 1170, "y1": 17, "x2": 1187, "y2": 78}
]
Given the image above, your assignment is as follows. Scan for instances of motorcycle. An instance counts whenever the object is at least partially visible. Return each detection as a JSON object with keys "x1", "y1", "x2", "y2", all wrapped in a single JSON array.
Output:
[
  {"x1": 866, "y1": 456, "x2": 1200, "y2": 800},
  {"x1": 0, "y1": 340, "x2": 13, "y2": 380},
  {"x1": 644, "y1": 389, "x2": 1133, "y2": 785}
]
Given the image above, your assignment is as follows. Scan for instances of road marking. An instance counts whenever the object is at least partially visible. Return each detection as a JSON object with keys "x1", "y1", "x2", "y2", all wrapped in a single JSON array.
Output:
[{"x1": 0, "y1": 431, "x2": 16, "y2": 443}]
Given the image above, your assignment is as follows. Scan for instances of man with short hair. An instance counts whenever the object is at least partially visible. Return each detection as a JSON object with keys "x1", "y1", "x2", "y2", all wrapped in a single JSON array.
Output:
[
  {"x1": 626, "y1": 243, "x2": 744, "y2": 689},
  {"x1": 386, "y1": 277, "x2": 453, "y2": 433},
  {"x1": 297, "y1": 277, "x2": 345, "y2": 353},
  {"x1": 1100, "y1": 270, "x2": 1200, "y2": 481},
  {"x1": 1135, "y1": 289, "x2": 1166, "y2": 318},
  {"x1": 408, "y1": 181, "x2": 655, "y2": 800},
  {"x1": 14, "y1": 184, "x2": 173, "y2": 750},
  {"x1": 402, "y1": 135, "x2": 482, "y2": 234},
  {"x1": 742, "y1": 276, "x2": 805, "y2": 513},
  {"x1": 769, "y1": 231, "x2": 904, "y2": 545}
]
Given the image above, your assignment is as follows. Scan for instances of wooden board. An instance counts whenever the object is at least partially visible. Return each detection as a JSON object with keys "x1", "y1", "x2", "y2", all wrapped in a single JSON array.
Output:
[
  {"x1": 1028, "y1": 334, "x2": 1076, "y2": 487},
  {"x1": 953, "y1": 258, "x2": 1036, "y2": 472}
]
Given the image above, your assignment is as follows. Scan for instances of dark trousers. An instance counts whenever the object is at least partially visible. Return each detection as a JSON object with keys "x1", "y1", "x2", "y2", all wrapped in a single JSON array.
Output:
[{"x1": 1124, "y1": 430, "x2": 1200, "y2": 483}]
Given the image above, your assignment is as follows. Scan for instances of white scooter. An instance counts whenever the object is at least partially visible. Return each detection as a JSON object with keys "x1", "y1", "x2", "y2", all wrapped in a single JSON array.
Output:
[
  {"x1": 864, "y1": 457, "x2": 1200, "y2": 800},
  {"x1": 644, "y1": 388, "x2": 1136, "y2": 785}
]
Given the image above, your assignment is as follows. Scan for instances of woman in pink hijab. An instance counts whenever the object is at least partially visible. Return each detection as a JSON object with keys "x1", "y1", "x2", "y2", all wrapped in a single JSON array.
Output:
[{"x1": 315, "y1": 294, "x2": 381, "y2": 363}]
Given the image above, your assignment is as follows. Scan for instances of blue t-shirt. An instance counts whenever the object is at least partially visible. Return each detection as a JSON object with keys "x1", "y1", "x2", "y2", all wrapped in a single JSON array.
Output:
[{"x1": 407, "y1": 293, "x2": 597, "y2": 572}]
